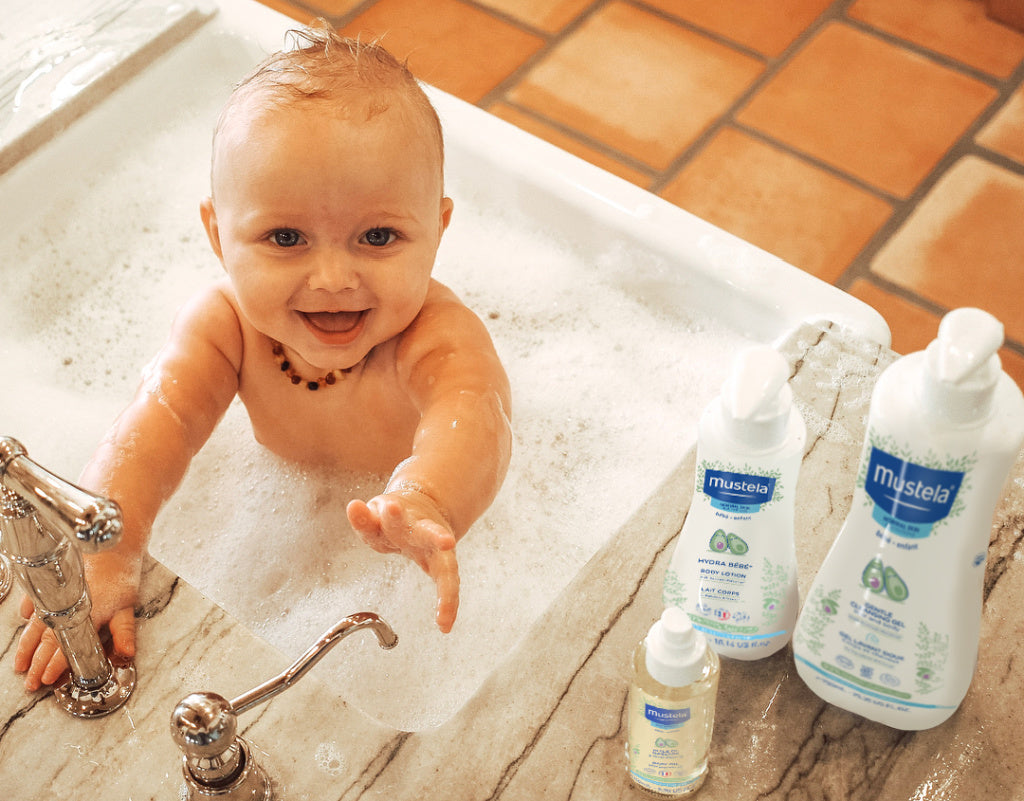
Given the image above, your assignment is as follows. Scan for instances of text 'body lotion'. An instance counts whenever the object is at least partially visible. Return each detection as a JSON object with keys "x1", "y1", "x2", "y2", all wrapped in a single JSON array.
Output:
[
  {"x1": 793, "y1": 308, "x2": 1024, "y2": 730},
  {"x1": 664, "y1": 345, "x2": 805, "y2": 660}
]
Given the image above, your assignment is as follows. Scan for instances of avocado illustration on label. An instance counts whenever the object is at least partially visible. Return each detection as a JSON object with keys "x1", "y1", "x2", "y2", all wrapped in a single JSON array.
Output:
[
  {"x1": 709, "y1": 530, "x2": 729, "y2": 553},
  {"x1": 883, "y1": 566, "x2": 909, "y2": 602},
  {"x1": 727, "y1": 533, "x2": 749, "y2": 555},
  {"x1": 861, "y1": 558, "x2": 885, "y2": 593}
]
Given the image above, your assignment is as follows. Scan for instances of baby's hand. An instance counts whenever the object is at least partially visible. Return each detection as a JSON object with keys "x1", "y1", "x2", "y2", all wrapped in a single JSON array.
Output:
[
  {"x1": 347, "y1": 492, "x2": 459, "y2": 633},
  {"x1": 14, "y1": 553, "x2": 138, "y2": 691}
]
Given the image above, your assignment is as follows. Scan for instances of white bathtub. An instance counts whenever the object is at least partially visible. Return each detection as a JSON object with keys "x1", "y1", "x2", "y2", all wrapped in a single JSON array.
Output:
[{"x1": 0, "y1": 0, "x2": 887, "y2": 731}]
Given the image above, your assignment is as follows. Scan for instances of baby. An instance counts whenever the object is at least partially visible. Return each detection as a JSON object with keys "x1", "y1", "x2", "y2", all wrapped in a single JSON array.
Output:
[{"x1": 15, "y1": 26, "x2": 512, "y2": 690}]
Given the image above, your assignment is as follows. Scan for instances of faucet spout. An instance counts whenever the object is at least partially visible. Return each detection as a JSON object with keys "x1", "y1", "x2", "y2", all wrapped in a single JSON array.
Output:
[
  {"x1": 0, "y1": 435, "x2": 135, "y2": 717},
  {"x1": 231, "y1": 611, "x2": 398, "y2": 715},
  {"x1": 0, "y1": 437, "x2": 122, "y2": 552}
]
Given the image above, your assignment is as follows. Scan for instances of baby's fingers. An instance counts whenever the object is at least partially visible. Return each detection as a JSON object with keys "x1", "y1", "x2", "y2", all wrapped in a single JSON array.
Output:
[
  {"x1": 13, "y1": 616, "x2": 44, "y2": 673},
  {"x1": 427, "y1": 549, "x2": 460, "y2": 634},
  {"x1": 108, "y1": 606, "x2": 137, "y2": 659},
  {"x1": 347, "y1": 499, "x2": 399, "y2": 554},
  {"x1": 19, "y1": 594, "x2": 34, "y2": 620},
  {"x1": 16, "y1": 619, "x2": 67, "y2": 691},
  {"x1": 409, "y1": 517, "x2": 456, "y2": 553},
  {"x1": 39, "y1": 648, "x2": 69, "y2": 688}
]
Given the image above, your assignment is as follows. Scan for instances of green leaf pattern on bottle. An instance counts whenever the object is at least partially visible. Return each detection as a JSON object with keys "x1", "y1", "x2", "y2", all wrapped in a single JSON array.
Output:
[
  {"x1": 663, "y1": 565, "x2": 687, "y2": 611},
  {"x1": 759, "y1": 557, "x2": 789, "y2": 626},
  {"x1": 915, "y1": 622, "x2": 949, "y2": 695},
  {"x1": 795, "y1": 585, "x2": 841, "y2": 657}
]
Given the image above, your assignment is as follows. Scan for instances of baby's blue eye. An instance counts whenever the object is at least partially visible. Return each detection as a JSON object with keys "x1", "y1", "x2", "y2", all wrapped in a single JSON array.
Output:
[
  {"x1": 362, "y1": 228, "x2": 396, "y2": 247},
  {"x1": 272, "y1": 229, "x2": 303, "y2": 247}
]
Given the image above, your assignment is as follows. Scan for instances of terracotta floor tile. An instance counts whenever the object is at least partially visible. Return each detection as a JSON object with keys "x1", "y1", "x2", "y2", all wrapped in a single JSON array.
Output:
[
  {"x1": 508, "y1": 1, "x2": 763, "y2": 170},
  {"x1": 256, "y1": 0, "x2": 320, "y2": 23},
  {"x1": 474, "y1": 0, "x2": 593, "y2": 33},
  {"x1": 871, "y1": 156, "x2": 1024, "y2": 343},
  {"x1": 737, "y1": 23, "x2": 997, "y2": 198},
  {"x1": 488, "y1": 102, "x2": 653, "y2": 187},
  {"x1": 987, "y1": 0, "x2": 1024, "y2": 32},
  {"x1": 847, "y1": 278, "x2": 942, "y2": 354},
  {"x1": 977, "y1": 83, "x2": 1024, "y2": 164},
  {"x1": 644, "y1": 0, "x2": 834, "y2": 57},
  {"x1": 341, "y1": 0, "x2": 545, "y2": 103},
  {"x1": 660, "y1": 127, "x2": 892, "y2": 283},
  {"x1": 849, "y1": 0, "x2": 1024, "y2": 79},
  {"x1": 998, "y1": 347, "x2": 1024, "y2": 394},
  {"x1": 303, "y1": 0, "x2": 365, "y2": 15}
]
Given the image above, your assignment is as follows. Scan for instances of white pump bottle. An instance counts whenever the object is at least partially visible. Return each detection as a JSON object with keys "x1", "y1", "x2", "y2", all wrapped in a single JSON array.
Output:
[
  {"x1": 664, "y1": 345, "x2": 805, "y2": 660},
  {"x1": 793, "y1": 308, "x2": 1024, "y2": 730}
]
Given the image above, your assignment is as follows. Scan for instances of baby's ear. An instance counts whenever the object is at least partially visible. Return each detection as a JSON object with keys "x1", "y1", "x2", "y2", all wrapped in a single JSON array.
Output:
[
  {"x1": 199, "y1": 197, "x2": 224, "y2": 260},
  {"x1": 439, "y1": 196, "x2": 454, "y2": 235}
]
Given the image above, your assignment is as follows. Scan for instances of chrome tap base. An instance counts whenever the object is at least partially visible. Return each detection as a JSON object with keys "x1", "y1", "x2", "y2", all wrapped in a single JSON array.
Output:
[
  {"x1": 180, "y1": 739, "x2": 272, "y2": 801},
  {"x1": 54, "y1": 657, "x2": 136, "y2": 718}
]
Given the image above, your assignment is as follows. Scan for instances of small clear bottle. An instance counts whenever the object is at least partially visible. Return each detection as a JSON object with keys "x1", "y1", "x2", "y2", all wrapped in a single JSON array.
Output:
[{"x1": 626, "y1": 607, "x2": 721, "y2": 797}]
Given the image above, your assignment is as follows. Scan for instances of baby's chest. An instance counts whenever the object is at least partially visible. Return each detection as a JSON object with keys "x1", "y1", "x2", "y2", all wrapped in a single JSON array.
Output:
[{"x1": 241, "y1": 375, "x2": 420, "y2": 473}]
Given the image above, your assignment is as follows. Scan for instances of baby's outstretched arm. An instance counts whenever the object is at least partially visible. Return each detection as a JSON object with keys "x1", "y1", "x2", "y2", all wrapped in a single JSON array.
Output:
[
  {"x1": 348, "y1": 286, "x2": 512, "y2": 633},
  {"x1": 14, "y1": 285, "x2": 240, "y2": 689}
]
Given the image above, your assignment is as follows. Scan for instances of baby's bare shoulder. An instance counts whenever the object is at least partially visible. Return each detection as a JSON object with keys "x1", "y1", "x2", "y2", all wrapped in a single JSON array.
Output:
[
  {"x1": 402, "y1": 281, "x2": 491, "y2": 349},
  {"x1": 167, "y1": 279, "x2": 244, "y2": 373},
  {"x1": 396, "y1": 280, "x2": 507, "y2": 398}
]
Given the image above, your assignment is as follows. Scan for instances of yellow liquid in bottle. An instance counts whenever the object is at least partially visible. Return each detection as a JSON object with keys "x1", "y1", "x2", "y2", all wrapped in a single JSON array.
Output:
[{"x1": 626, "y1": 639, "x2": 720, "y2": 797}]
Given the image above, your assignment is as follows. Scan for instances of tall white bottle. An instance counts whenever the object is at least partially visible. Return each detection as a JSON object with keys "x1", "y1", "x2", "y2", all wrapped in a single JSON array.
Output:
[
  {"x1": 793, "y1": 308, "x2": 1024, "y2": 730},
  {"x1": 664, "y1": 345, "x2": 805, "y2": 660}
]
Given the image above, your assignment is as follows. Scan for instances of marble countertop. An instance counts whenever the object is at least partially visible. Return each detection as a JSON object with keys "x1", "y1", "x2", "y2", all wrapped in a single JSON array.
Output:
[{"x1": 3, "y1": 322, "x2": 1023, "y2": 800}]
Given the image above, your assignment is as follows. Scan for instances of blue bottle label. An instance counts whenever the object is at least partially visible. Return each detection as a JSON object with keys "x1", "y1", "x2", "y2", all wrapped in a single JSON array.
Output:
[
  {"x1": 863, "y1": 447, "x2": 964, "y2": 539},
  {"x1": 644, "y1": 704, "x2": 691, "y2": 729},
  {"x1": 702, "y1": 469, "x2": 776, "y2": 513}
]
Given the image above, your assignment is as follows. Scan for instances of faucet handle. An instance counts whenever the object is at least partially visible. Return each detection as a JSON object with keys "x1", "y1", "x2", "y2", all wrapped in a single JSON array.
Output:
[
  {"x1": 0, "y1": 436, "x2": 122, "y2": 552},
  {"x1": 170, "y1": 691, "x2": 269, "y2": 799},
  {"x1": 170, "y1": 612, "x2": 398, "y2": 800}
]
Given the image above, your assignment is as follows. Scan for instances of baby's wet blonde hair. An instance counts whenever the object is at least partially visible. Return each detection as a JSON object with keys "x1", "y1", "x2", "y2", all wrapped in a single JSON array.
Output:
[{"x1": 211, "y1": 22, "x2": 444, "y2": 182}]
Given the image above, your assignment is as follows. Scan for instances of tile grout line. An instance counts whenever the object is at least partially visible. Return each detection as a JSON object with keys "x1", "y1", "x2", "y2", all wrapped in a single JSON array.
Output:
[
  {"x1": 474, "y1": 0, "x2": 612, "y2": 110},
  {"x1": 482, "y1": 99, "x2": 661, "y2": 183},
  {"x1": 841, "y1": 13, "x2": 1019, "y2": 88}
]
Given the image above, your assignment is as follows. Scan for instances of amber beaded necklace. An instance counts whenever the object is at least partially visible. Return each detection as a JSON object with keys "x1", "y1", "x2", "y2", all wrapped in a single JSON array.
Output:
[{"x1": 271, "y1": 340, "x2": 352, "y2": 391}]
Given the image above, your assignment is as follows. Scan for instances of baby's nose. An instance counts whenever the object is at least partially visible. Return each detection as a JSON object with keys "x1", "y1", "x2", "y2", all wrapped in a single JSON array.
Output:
[{"x1": 307, "y1": 250, "x2": 359, "y2": 292}]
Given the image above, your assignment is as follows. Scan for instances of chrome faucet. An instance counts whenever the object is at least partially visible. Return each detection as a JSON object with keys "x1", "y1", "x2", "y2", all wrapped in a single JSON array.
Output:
[
  {"x1": 0, "y1": 436, "x2": 136, "y2": 717},
  {"x1": 0, "y1": 553, "x2": 11, "y2": 604},
  {"x1": 171, "y1": 612, "x2": 398, "y2": 800}
]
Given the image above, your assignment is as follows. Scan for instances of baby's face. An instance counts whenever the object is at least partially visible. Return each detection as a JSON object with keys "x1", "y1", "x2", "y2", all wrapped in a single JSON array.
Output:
[{"x1": 203, "y1": 96, "x2": 451, "y2": 372}]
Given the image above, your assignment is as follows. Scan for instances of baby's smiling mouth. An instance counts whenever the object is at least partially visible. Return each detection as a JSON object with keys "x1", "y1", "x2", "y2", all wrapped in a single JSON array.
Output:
[
  {"x1": 299, "y1": 310, "x2": 368, "y2": 345},
  {"x1": 301, "y1": 310, "x2": 365, "y2": 333}
]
